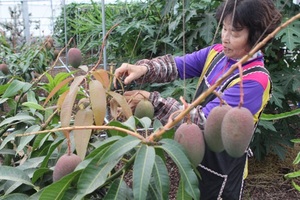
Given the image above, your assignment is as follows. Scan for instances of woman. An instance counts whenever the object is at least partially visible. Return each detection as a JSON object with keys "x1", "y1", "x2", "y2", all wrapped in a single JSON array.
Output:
[{"x1": 114, "y1": 0, "x2": 281, "y2": 199}]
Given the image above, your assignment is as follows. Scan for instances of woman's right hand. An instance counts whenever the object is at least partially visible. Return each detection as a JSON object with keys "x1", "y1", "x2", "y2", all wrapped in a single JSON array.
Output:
[{"x1": 113, "y1": 63, "x2": 148, "y2": 89}]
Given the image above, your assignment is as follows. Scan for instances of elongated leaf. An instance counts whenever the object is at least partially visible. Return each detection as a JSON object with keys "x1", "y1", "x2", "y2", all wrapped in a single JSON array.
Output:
[
  {"x1": 261, "y1": 108, "x2": 300, "y2": 120},
  {"x1": 151, "y1": 155, "x2": 170, "y2": 200},
  {"x1": 293, "y1": 152, "x2": 300, "y2": 165},
  {"x1": 26, "y1": 90, "x2": 38, "y2": 114},
  {"x1": 92, "y1": 69, "x2": 110, "y2": 89},
  {"x1": 32, "y1": 168, "x2": 50, "y2": 184},
  {"x1": 158, "y1": 139, "x2": 200, "y2": 200},
  {"x1": 60, "y1": 76, "x2": 85, "y2": 137},
  {"x1": 41, "y1": 135, "x2": 65, "y2": 168},
  {"x1": 76, "y1": 136, "x2": 121, "y2": 171},
  {"x1": 43, "y1": 77, "x2": 73, "y2": 106},
  {"x1": 73, "y1": 108, "x2": 94, "y2": 160},
  {"x1": 0, "y1": 130, "x2": 21, "y2": 150},
  {"x1": 89, "y1": 80, "x2": 106, "y2": 126},
  {"x1": 106, "y1": 121, "x2": 130, "y2": 137},
  {"x1": 2, "y1": 80, "x2": 26, "y2": 98},
  {"x1": 292, "y1": 180, "x2": 300, "y2": 192},
  {"x1": 122, "y1": 116, "x2": 137, "y2": 131},
  {"x1": 103, "y1": 178, "x2": 130, "y2": 200},
  {"x1": 0, "y1": 113, "x2": 35, "y2": 127},
  {"x1": 0, "y1": 166, "x2": 35, "y2": 188},
  {"x1": 100, "y1": 135, "x2": 141, "y2": 164},
  {"x1": 133, "y1": 144, "x2": 155, "y2": 200},
  {"x1": 0, "y1": 193, "x2": 29, "y2": 200},
  {"x1": 75, "y1": 157, "x2": 120, "y2": 199},
  {"x1": 56, "y1": 90, "x2": 69, "y2": 109},
  {"x1": 17, "y1": 156, "x2": 45, "y2": 171},
  {"x1": 0, "y1": 149, "x2": 15, "y2": 155},
  {"x1": 17, "y1": 125, "x2": 41, "y2": 153},
  {"x1": 136, "y1": 117, "x2": 152, "y2": 130},
  {"x1": 285, "y1": 170, "x2": 300, "y2": 179},
  {"x1": 32, "y1": 132, "x2": 51, "y2": 151},
  {"x1": 39, "y1": 170, "x2": 82, "y2": 200},
  {"x1": 107, "y1": 91, "x2": 132, "y2": 119},
  {"x1": 176, "y1": 179, "x2": 193, "y2": 200}
]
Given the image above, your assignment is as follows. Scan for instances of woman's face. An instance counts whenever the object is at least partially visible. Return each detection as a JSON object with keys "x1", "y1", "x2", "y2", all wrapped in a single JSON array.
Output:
[{"x1": 221, "y1": 16, "x2": 251, "y2": 60}]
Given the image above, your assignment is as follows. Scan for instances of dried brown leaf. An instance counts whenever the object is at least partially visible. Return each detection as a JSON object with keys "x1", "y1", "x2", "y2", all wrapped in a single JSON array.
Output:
[
  {"x1": 73, "y1": 108, "x2": 94, "y2": 160},
  {"x1": 57, "y1": 90, "x2": 69, "y2": 110},
  {"x1": 92, "y1": 69, "x2": 110, "y2": 89},
  {"x1": 60, "y1": 76, "x2": 85, "y2": 128},
  {"x1": 109, "y1": 98, "x2": 119, "y2": 120},
  {"x1": 107, "y1": 91, "x2": 132, "y2": 119},
  {"x1": 89, "y1": 80, "x2": 106, "y2": 125}
]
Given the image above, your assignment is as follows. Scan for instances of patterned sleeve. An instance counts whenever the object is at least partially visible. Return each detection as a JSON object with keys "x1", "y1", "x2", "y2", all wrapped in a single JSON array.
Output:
[
  {"x1": 149, "y1": 91, "x2": 206, "y2": 130},
  {"x1": 134, "y1": 54, "x2": 178, "y2": 84}
]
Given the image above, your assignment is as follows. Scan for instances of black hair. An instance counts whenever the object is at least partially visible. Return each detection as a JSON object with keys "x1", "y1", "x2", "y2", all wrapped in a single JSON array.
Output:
[{"x1": 215, "y1": 0, "x2": 282, "y2": 48}]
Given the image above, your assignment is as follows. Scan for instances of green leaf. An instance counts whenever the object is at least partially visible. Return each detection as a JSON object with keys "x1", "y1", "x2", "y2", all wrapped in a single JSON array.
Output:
[
  {"x1": 0, "y1": 129, "x2": 23, "y2": 150},
  {"x1": 285, "y1": 170, "x2": 300, "y2": 179},
  {"x1": 0, "y1": 113, "x2": 35, "y2": 127},
  {"x1": 75, "y1": 156, "x2": 120, "y2": 199},
  {"x1": 32, "y1": 168, "x2": 51, "y2": 184},
  {"x1": 2, "y1": 80, "x2": 27, "y2": 98},
  {"x1": 133, "y1": 144, "x2": 155, "y2": 200},
  {"x1": 136, "y1": 117, "x2": 152, "y2": 130},
  {"x1": 293, "y1": 152, "x2": 300, "y2": 165},
  {"x1": 157, "y1": 139, "x2": 200, "y2": 200},
  {"x1": 0, "y1": 148, "x2": 15, "y2": 155},
  {"x1": 257, "y1": 120, "x2": 277, "y2": 132},
  {"x1": 277, "y1": 20, "x2": 300, "y2": 50},
  {"x1": 122, "y1": 116, "x2": 137, "y2": 131},
  {"x1": 17, "y1": 125, "x2": 41, "y2": 153},
  {"x1": 39, "y1": 170, "x2": 82, "y2": 200},
  {"x1": 261, "y1": 108, "x2": 300, "y2": 120},
  {"x1": 0, "y1": 166, "x2": 35, "y2": 188},
  {"x1": 198, "y1": 13, "x2": 216, "y2": 43},
  {"x1": 151, "y1": 155, "x2": 170, "y2": 200},
  {"x1": 292, "y1": 180, "x2": 300, "y2": 192},
  {"x1": 100, "y1": 135, "x2": 141, "y2": 164},
  {"x1": 32, "y1": 132, "x2": 51, "y2": 151},
  {"x1": 17, "y1": 156, "x2": 45, "y2": 171},
  {"x1": 40, "y1": 135, "x2": 65, "y2": 168},
  {"x1": 103, "y1": 178, "x2": 131, "y2": 200},
  {"x1": 106, "y1": 121, "x2": 130, "y2": 137},
  {"x1": 0, "y1": 193, "x2": 29, "y2": 200},
  {"x1": 22, "y1": 102, "x2": 45, "y2": 111},
  {"x1": 176, "y1": 179, "x2": 193, "y2": 200}
]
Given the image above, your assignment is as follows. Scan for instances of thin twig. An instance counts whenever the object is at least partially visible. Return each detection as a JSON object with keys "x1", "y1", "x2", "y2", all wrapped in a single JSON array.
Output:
[{"x1": 91, "y1": 23, "x2": 120, "y2": 71}]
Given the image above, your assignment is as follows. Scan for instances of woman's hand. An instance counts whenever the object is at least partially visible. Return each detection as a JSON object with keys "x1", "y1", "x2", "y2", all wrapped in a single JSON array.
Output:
[
  {"x1": 113, "y1": 63, "x2": 148, "y2": 88},
  {"x1": 123, "y1": 90, "x2": 150, "y2": 111}
]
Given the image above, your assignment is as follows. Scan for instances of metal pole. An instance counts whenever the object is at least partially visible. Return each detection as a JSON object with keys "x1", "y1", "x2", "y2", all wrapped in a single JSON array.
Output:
[
  {"x1": 63, "y1": 0, "x2": 68, "y2": 66},
  {"x1": 50, "y1": 0, "x2": 54, "y2": 34},
  {"x1": 101, "y1": 0, "x2": 107, "y2": 70},
  {"x1": 22, "y1": 0, "x2": 30, "y2": 42}
]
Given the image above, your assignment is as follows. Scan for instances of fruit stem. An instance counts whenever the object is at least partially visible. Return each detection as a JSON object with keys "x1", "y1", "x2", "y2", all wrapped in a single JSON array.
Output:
[
  {"x1": 237, "y1": 63, "x2": 244, "y2": 108},
  {"x1": 180, "y1": 96, "x2": 191, "y2": 124}
]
